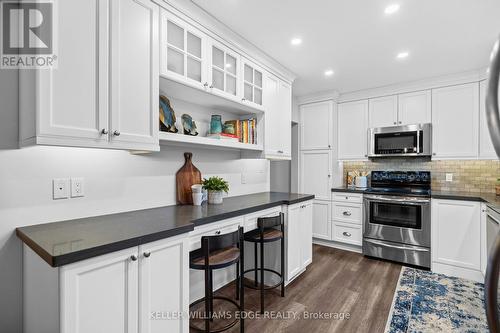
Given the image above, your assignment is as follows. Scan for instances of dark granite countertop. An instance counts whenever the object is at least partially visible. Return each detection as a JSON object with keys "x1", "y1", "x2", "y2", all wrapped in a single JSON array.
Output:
[
  {"x1": 430, "y1": 191, "x2": 500, "y2": 211},
  {"x1": 331, "y1": 187, "x2": 368, "y2": 193},
  {"x1": 16, "y1": 192, "x2": 314, "y2": 267}
]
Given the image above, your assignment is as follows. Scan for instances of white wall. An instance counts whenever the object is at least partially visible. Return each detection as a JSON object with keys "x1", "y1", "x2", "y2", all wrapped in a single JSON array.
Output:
[{"x1": 0, "y1": 144, "x2": 269, "y2": 332}]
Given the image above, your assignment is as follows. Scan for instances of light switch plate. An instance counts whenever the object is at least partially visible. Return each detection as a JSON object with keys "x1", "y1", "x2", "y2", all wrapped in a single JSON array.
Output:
[
  {"x1": 71, "y1": 178, "x2": 85, "y2": 198},
  {"x1": 53, "y1": 178, "x2": 69, "y2": 199},
  {"x1": 446, "y1": 173, "x2": 453, "y2": 182}
]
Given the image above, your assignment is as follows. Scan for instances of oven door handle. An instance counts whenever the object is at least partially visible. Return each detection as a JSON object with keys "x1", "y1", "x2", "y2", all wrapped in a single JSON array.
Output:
[
  {"x1": 364, "y1": 239, "x2": 429, "y2": 252},
  {"x1": 364, "y1": 195, "x2": 430, "y2": 204}
]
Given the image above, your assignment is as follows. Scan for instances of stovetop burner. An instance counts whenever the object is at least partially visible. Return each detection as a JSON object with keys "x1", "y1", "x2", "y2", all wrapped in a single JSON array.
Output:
[{"x1": 366, "y1": 171, "x2": 431, "y2": 197}]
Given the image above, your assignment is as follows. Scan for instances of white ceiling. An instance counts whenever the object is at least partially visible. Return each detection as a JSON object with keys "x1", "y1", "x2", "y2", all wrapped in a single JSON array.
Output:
[{"x1": 192, "y1": 0, "x2": 500, "y2": 96}]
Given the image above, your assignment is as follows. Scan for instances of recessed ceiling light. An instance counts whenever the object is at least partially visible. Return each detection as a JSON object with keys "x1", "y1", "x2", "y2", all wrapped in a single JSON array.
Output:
[
  {"x1": 291, "y1": 37, "x2": 302, "y2": 46},
  {"x1": 385, "y1": 3, "x2": 400, "y2": 15},
  {"x1": 396, "y1": 51, "x2": 409, "y2": 59},
  {"x1": 324, "y1": 69, "x2": 334, "y2": 77}
]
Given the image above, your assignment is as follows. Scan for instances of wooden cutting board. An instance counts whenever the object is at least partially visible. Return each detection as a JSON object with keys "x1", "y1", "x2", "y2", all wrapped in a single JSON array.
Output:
[{"x1": 176, "y1": 152, "x2": 201, "y2": 205}]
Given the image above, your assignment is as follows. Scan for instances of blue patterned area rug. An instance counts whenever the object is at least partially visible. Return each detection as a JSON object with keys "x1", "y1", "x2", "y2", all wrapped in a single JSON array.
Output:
[{"x1": 385, "y1": 267, "x2": 489, "y2": 332}]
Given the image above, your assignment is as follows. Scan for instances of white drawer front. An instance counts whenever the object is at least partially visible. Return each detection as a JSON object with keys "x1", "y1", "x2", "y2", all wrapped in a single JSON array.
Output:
[
  {"x1": 244, "y1": 207, "x2": 282, "y2": 232},
  {"x1": 189, "y1": 217, "x2": 243, "y2": 251},
  {"x1": 332, "y1": 223, "x2": 362, "y2": 246},
  {"x1": 333, "y1": 192, "x2": 363, "y2": 204},
  {"x1": 332, "y1": 204, "x2": 362, "y2": 224}
]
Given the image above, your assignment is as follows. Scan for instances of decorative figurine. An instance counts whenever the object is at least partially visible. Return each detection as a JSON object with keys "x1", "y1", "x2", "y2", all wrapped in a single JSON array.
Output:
[
  {"x1": 181, "y1": 114, "x2": 198, "y2": 136},
  {"x1": 159, "y1": 95, "x2": 178, "y2": 133},
  {"x1": 210, "y1": 115, "x2": 223, "y2": 134}
]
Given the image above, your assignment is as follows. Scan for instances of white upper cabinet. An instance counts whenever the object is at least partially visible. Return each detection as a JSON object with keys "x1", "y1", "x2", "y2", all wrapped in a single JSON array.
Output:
[
  {"x1": 338, "y1": 100, "x2": 369, "y2": 160},
  {"x1": 432, "y1": 83, "x2": 479, "y2": 159},
  {"x1": 209, "y1": 40, "x2": 241, "y2": 100},
  {"x1": 241, "y1": 58, "x2": 265, "y2": 109},
  {"x1": 299, "y1": 101, "x2": 333, "y2": 150},
  {"x1": 264, "y1": 74, "x2": 292, "y2": 159},
  {"x1": 161, "y1": 10, "x2": 208, "y2": 89},
  {"x1": 368, "y1": 95, "x2": 398, "y2": 128},
  {"x1": 110, "y1": 0, "x2": 159, "y2": 149},
  {"x1": 20, "y1": 0, "x2": 160, "y2": 151},
  {"x1": 479, "y1": 80, "x2": 497, "y2": 159},
  {"x1": 398, "y1": 90, "x2": 432, "y2": 125}
]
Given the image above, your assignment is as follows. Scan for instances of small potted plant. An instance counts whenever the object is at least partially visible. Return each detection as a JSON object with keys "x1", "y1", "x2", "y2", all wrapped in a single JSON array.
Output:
[{"x1": 202, "y1": 176, "x2": 229, "y2": 204}]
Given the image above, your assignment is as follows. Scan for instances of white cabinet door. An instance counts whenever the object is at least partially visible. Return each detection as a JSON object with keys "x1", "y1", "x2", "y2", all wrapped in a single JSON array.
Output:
[
  {"x1": 286, "y1": 204, "x2": 302, "y2": 281},
  {"x1": 312, "y1": 200, "x2": 331, "y2": 240},
  {"x1": 110, "y1": 0, "x2": 159, "y2": 150},
  {"x1": 479, "y1": 80, "x2": 497, "y2": 159},
  {"x1": 299, "y1": 101, "x2": 332, "y2": 150},
  {"x1": 60, "y1": 248, "x2": 139, "y2": 333},
  {"x1": 432, "y1": 199, "x2": 481, "y2": 272},
  {"x1": 432, "y1": 83, "x2": 479, "y2": 158},
  {"x1": 139, "y1": 236, "x2": 189, "y2": 333},
  {"x1": 209, "y1": 40, "x2": 241, "y2": 101},
  {"x1": 300, "y1": 201, "x2": 313, "y2": 268},
  {"x1": 300, "y1": 150, "x2": 332, "y2": 201},
  {"x1": 338, "y1": 100, "x2": 369, "y2": 160},
  {"x1": 241, "y1": 57, "x2": 264, "y2": 109},
  {"x1": 398, "y1": 90, "x2": 432, "y2": 125},
  {"x1": 160, "y1": 9, "x2": 208, "y2": 89},
  {"x1": 368, "y1": 95, "x2": 398, "y2": 128},
  {"x1": 264, "y1": 74, "x2": 292, "y2": 159},
  {"x1": 37, "y1": 0, "x2": 108, "y2": 144}
]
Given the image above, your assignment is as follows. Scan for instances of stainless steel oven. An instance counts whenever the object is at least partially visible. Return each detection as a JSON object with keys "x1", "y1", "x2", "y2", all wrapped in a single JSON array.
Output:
[
  {"x1": 368, "y1": 123, "x2": 432, "y2": 158},
  {"x1": 363, "y1": 194, "x2": 431, "y2": 268}
]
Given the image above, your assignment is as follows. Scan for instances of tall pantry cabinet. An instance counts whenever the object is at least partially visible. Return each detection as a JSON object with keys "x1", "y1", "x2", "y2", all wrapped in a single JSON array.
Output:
[{"x1": 299, "y1": 100, "x2": 336, "y2": 240}]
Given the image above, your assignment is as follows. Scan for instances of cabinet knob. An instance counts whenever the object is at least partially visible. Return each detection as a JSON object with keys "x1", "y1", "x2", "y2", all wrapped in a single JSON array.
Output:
[
  {"x1": 432, "y1": 153, "x2": 436, "y2": 156},
  {"x1": 342, "y1": 232, "x2": 352, "y2": 237},
  {"x1": 113, "y1": 130, "x2": 121, "y2": 136},
  {"x1": 345, "y1": 196, "x2": 348, "y2": 200},
  {"x1": 278, "y1": 150, "x2": 284, "y2": 154},
  {"x1": 203, "y1": 82, "x2": 208, "y2": 87},
  {"x1": 398, "y1": 121, "x2": 402, "y2": 124},
  {"x1": 130, "y1": 255, "x2": 138, "y2": 261},
  {"x1": 364, "y1": 154, "x2": 368, "y2": 157},
  {"x1": 210, "y1": 84, "x2": 214, "y2": 89},
  {"x1": 343, "y1": 211, "x2": 352, "y2": 216},
  {"x1": 328, "y1": 174, "x2": 331, "y2": 178},
  {"x1": 215, "y1": 230, "x2": 221, "y2": 235},
  {"x1": 393, "y1": 122, "x2": 396, "y2": 125},
  {"x1": 101, "y1": 129, "x2": 108, "y2": 135},
  {"x1": 328, "y1": 145, "x2": 331, "y2": 148},
  {"x1": 241, "y1": 98, "x2": 246, "y2": 102},
  {"x1": 143, "y1": 252, "x2": 151, "y2": 258}
]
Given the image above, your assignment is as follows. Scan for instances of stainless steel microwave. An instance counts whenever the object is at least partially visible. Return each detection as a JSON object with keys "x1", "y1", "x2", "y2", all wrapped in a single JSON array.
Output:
[{"x1": 368, "y1": 123, "x2": 432, "y2": 158}]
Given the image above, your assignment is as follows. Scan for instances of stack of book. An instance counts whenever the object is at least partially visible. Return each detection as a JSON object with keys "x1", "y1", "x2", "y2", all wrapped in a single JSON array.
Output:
[{"x1": 224, "y1": 118, "x2": 257, "y2": 144}]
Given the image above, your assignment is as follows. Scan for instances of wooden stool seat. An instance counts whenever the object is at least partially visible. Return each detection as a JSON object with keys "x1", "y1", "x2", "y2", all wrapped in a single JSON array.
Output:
[
  {"x1": 190, "y1": 246, "x2": 240, "y2": 270},
  {"x1": 244, "y1": 229, "x2": 283, "y2": 243}
]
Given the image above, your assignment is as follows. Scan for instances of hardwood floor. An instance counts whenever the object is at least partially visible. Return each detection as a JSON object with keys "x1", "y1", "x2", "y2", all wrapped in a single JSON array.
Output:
[{"x1": 190, "y1": 244, "x2": 402, "y2": 333}]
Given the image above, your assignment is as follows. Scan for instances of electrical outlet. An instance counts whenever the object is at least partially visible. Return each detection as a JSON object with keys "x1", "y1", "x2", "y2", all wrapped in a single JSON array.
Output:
[
  {"x1": 71, "y1": 178, "x2": 85, "y2": 198},
  {"x1": 53, "y1": 178, "x2": 69, "y2": 199},
  {"x1": 446, "y1": 173, "x2": 453, "y2": 182}
]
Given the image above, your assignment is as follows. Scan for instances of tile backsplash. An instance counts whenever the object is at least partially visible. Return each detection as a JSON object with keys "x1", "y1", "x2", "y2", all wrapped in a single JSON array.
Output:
[{"x1": 343, "y1": 159, "x2": 500, "y2": 193}]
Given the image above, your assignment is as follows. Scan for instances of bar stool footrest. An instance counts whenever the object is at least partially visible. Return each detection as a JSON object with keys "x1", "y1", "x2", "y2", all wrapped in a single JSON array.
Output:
[
  {"x1": 189, "y1": 296, "x2": 241, "y2": 333},
  {"x1": 243, "y1": 268, "x2": 284, "y2": 290}
]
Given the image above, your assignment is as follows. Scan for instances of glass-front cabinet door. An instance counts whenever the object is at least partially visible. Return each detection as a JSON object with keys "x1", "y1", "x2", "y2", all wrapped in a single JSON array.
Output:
[
  {"x1": 161, "y1": 10, "x2": 207, "y2": 87},
  {"x1": 241, "y1": 58, "x2": 264, "y2": 109},
  {"x1": 208, "y1": 40, "x2": 240, "y2": 100}
]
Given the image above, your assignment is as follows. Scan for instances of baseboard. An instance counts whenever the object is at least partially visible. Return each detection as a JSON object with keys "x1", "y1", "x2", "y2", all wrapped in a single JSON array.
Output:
[
  {"x1": 431, "y1": 262, "x2": 484, "y2": 283},
  {"x1": 313, "y1": 238, "x2": 362, "y2": 254}
]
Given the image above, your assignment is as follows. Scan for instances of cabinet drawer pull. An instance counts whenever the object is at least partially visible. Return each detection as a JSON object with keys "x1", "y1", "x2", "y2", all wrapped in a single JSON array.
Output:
[
  {"x1": 342, "y1": 232, "x2": 352, "y2": 237},
  {"x1": 345, "y1": 196, "x2": 349, "y2": 200},
  {"x1": 101, "y1": 129, "x2": 108, "y2": 135},
  {"x1": 203, "y1": 82, "x2": 209, "y2": 87},
  {"x1": 143, "y1": 252, "x2": 151, "y2": 258},
  {"x1": 342, "y1": 211, "x2": 351, "y2": 216},
  {"x1": 130, "y1": 255, "x2": 138, "y2": 261},
  {"x1": 215, "y1": 230, "x2": 221, "y2": 235},
  {"x1": 113, "y1": 130, "x2": 121, "y2": 136},
  {"x1": 277, "y1": 150, "x2": 284, "y2": 154}
]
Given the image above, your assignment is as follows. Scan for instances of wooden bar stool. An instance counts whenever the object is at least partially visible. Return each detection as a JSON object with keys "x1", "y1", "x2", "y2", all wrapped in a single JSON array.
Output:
[
  {"x1": 189, "y1": 227, "x2": 245, "y2": 333},
  {"x1": 243, "y1": 213, "x2": 285, "y2": 314}
]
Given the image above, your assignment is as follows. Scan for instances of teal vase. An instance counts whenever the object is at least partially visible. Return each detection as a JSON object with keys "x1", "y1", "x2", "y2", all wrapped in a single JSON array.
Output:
[{"x1": 210, "y1": 115, "x2": 223, "y2": 134}]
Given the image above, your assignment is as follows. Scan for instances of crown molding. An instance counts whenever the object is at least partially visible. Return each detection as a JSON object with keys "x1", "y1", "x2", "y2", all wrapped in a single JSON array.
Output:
[
  {"x1": 338, "y1": 68, "x2": 488, "y2": 103},
  {"x1": 296, "y1": 90, "x2": 340, "y2": 105},
  {"x1": 154, "y1": 0, "x2": 296, "y2": 84}
]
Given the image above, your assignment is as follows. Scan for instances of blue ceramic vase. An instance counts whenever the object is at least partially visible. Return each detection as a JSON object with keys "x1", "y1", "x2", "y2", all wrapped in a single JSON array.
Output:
[{"x1": 210, "y1": 115, "x2": 223, "y2": 134}]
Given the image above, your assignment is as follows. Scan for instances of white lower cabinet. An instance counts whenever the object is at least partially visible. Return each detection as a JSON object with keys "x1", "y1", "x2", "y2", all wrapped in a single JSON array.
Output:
[
  {"x1": 23, "y1": 235, "x2": 190, "y2": 333},
  {"x1": 312, "y1": 200, "x2": 331, "y2": 240},
  {"x1": 330, "y1": 192, "x2": 363, "y2": 248},
  {"x1": 286, "y1": 201, "x2": 313, "y2": 283},
  {"x1": 431, "y1": 199, "x2": 486, "y2": 282}
]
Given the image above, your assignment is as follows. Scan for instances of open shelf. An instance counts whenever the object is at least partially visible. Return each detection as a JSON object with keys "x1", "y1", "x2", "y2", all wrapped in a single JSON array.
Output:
[
  {"x1": 159, "y1": 131, "x2": 263, "y2": 151},
  {"x1": 159, "y1": 76, "x2": 264, "y2": 116}
]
